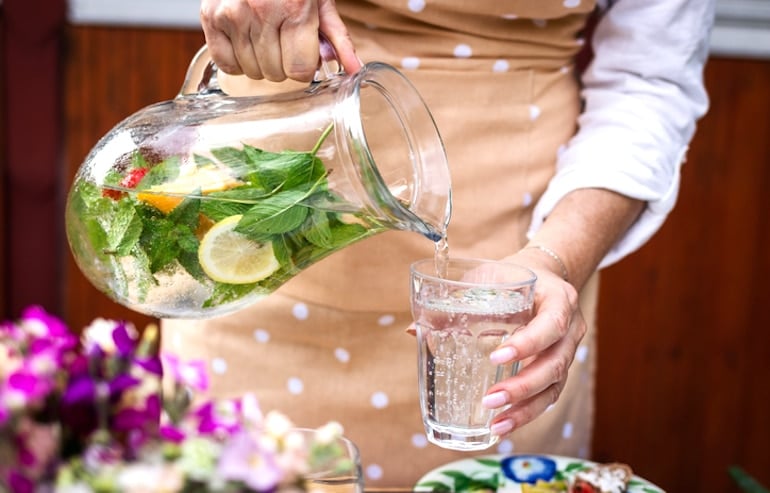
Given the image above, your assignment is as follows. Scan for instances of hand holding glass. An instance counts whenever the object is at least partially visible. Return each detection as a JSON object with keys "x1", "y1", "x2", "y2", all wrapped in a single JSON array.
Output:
[{"x1": 410, "y1": 258, "x2": 536, "y2": 451}]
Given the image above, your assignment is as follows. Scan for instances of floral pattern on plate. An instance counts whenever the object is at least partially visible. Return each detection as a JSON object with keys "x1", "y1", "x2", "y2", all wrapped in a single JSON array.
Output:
[{"x1": 415, "y1": 454, "x2": 665, "y2": 492}]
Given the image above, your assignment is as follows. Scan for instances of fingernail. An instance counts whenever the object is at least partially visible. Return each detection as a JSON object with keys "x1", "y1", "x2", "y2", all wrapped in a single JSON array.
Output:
[
  {"x1": 490, "y1": 418, "x2": 514, "y2": 437},
  {"x1": 482, "y1": 391, "x2": 509, "y2": 409},
  {"x1": 490, "y1": 346, "x2": 517, "y2": 365}
]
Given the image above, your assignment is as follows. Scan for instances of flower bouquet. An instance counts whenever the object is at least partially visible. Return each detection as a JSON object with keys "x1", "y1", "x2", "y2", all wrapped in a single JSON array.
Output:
[{"x1": 0, "y1": 306, "x2": 361, "y2": 493}]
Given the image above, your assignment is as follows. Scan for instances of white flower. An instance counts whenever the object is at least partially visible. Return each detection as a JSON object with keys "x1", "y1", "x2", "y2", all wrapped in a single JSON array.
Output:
[
  {"x1": 178, "y1": 436, "x2": 221, "y2": 482},
  {"x1": 315, "y1": 421, "x2": 344, "y2": 445},
  {"x1": 116, "y1": 462, "x2": 184, "y2": 492},
  {"x1": 263, "y1": 410, "x2": 294, "y2": 439},
  {"x1": 81, "y1": 318, "x2": 135, "y2": 353}
]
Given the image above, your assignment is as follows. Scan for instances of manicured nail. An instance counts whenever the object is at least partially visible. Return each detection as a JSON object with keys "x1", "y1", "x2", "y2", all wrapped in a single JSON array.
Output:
[
  {"x1": 482, "y1": 391, "x2": 509, "y2": 409},
  {"x1": 490, "y1": 418, "x2": 514, "y2": 437},
  {"x1": 490, "y1": 346, "x2": 517, "y2": 365}
]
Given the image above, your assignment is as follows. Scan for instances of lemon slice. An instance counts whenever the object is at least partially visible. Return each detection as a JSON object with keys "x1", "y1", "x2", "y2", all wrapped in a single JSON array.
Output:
[
  {"x1": 137, "y1": 165, "x2": 242, "y2": 214},
  {"x1": 198, "y1": 215, "x2": 280, "y2": 284}
]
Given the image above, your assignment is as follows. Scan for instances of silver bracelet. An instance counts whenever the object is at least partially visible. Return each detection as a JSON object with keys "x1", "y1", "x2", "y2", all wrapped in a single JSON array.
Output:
[{"x1": 526, "y1": 245, "x2": 569, "y2": 282}]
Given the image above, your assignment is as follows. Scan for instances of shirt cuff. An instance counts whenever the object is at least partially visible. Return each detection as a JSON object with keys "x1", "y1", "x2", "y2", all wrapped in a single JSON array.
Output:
[{"x1": 527, "y1": 144, "x2": 688, "y2": 269}]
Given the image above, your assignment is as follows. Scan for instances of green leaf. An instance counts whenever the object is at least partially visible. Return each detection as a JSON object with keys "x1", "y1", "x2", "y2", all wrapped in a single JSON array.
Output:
[
  {"x1": 326, "y1": 220, "x2": 370, "y2": 249},
  {"x1": 136, "y1": 155, "x2": 181, "y2": 190},
  {"x1": 236, "y1": 190, "x2": 310, "y2": 236},
  {"x1": 114, "y1": 210, "x2": 143, "y2": 257},
  {"x1": 137, "y1": 210, "x2": 180, "y2": 273},
  {"x1": 271, "y1": 235, "x2": 295, "y2": 267},
  {"x1": 474, "y1": 458, "x2": 502, "y2": 468},
  {"x1": 129, "y1": 244, "x2": 156, "y2": 302},
  {"x1": 169, "y1": 193, "x2": 200, "y2": 221},
  {"x1": 302, "y1": 209, "x2": 332, "y2": 248},
  {"x1": 177, "y1": 250, "x2": 205, "y2": 281},
  {"x1": 106, "y1": 200, "x2": 141, "y2": 252},
  {"x1": 200, "y1": 188, "x2": 270, "y2": 222},
  {"x1": 729, "y1": 466, "x2": 769, "y2": 493},
  {"x1": 414, "y1": 480, "x2": 452, "y2": 492},
  {"x1": 203, "y1": 282, "x2": 265, "y2": 308}
]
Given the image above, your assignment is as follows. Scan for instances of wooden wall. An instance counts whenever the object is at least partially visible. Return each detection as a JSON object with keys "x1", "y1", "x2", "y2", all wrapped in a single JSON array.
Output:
[
  {"x1": 2, "y1": 19, "x2": 769, "y2": 493},
  {"x1": 592, "y1": 57, "x2": 770, "y2": 492}
]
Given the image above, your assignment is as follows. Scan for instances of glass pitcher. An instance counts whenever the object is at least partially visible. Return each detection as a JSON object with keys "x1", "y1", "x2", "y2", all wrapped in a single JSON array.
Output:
[{"x1": 65, "y1": 44, "x2": 452, "y2": 319}]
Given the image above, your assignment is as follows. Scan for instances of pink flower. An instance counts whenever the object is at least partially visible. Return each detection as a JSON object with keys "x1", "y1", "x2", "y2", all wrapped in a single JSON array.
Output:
[
  {"x1": 218, "y1": 430, "x2": 283, "y2": 491},
  {"x1": 162, "y1": 354, "x2": 208, "y2": 392}
]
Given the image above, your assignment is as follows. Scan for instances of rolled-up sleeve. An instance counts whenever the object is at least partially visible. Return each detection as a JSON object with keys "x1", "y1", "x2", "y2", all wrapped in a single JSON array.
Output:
[{"x1": 527, "y1": 0, "x2": 716, "y2": 269}]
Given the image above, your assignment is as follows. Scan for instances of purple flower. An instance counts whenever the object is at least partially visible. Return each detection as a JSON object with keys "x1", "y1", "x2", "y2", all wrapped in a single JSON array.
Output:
[
  {"x1": 159, "y1": 423, "x2": 186, "y2": 443},
  {"x1": 162, "y1": 354, "x2": 208, "y2": 392},
  {"x1": 218, "y1": 430, "x2": 283, "y2": 491},
  {"x1": 19, "y1": 306, "x2": 69, "y2": 339},
  {"x1": 63, "y1": 373, "x2": 140, "y2": 406},
  {"x1": 7, "y1": 471, "x2": 34, "y2": 493},
  {"x1": 194, "y1": 399, "x2": 243, "y2": 437},
  {"x1": 5, "y1": 370, "x2": 50, "y2": 405}
]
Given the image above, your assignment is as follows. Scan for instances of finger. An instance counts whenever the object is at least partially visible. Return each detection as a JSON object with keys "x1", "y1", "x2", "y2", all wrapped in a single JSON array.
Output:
[
  {"x1": 488, "y1": 380, "x2": 567, "y2": 437},
  {"x1": 200, "y1": 3, "x2": 244, "y2": 75},
  {"x1": 491, "y1": 280, "x2": 579, "y2": 363},
  {"x1": 486, "y1": 319, "x2": 582, "y2": 407},
  {"x1": 279, "y1": 20, "x2": 321, "y2": 81},
  {"x1": 256, "y1": 26, "x2": 288, "y2": 81},
  {"x1": 230, "y1": 28, "x2": 264, "y2": 79},
  {"x1": 318, "y1": 0, "x2": 363, "y2": 74}
]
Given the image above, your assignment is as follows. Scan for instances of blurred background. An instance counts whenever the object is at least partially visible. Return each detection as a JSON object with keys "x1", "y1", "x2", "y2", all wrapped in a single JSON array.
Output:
[{"x1": 1, "y1": 0, "x2": 768, "y2": 491}]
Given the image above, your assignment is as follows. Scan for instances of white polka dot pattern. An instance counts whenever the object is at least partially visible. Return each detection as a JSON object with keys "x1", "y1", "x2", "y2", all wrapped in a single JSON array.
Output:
[
  {"x1": 564, "y1": 0, "x2": 581, "y2": 7},
  {"x1": 287, "y1": 377, "x2": 304, "y2": 395},
  {"x1": 211, "y1": 358, "x2": 227, "y2": 374},
  {"x1": 575, "y1": 345, "x2": 589, "y2": 363},
  {"x1": 522, "y1": 192, "x2": 533, "y2": 207},
  {"x1": 493, "y1": 59, "x2": 510, "y2": 73},
  {"x1": 562, "y1": 421, "x2": 574, "y2": 439},
  {"x1": 334, "y1": 347, "x2": 351, "y2": 363},
  {"x1": 529, "y1": 105, "x2": 542, "y2": 121},
  {"x1": 378, "y1": 314, "x2": 395, "y2": 326},
  {"x1": 497, "y1": 438, "x2": 514, "y2": 455},
  {"x1": 411, "y1": 433, "x2": 428, "y2": 448},
  {"x1": 453, "y1": 44, "x2": 473, "y2": 58},
  {"x1": 366, "y1": 464, "x2": 383, "y2": 481},
  {"x1": 292, "y1": 303, "x2": 309, "y2": 320},
  {"x1": 407, "y1": 0, "x2": 425, "y2": 13},
  {"x1": 370, "y1": 391, "x2": 389, "y2": 409},
  {"x1": 401, "y1": 56, "x2": 420, "y2": 70},
  {"x1": 253, "y1": 328, "x2": 270, "y2": 343}
]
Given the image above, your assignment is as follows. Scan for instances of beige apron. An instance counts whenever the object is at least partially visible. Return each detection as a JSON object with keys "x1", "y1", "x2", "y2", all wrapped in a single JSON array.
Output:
[{"x1": 162, "y1": 0, "x2": 599, "y2": 487}]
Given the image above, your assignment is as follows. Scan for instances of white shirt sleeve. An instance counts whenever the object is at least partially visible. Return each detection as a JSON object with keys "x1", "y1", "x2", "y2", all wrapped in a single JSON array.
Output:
[{"x1": 527, "y1": 0, "x2": 716, "y2": 269}]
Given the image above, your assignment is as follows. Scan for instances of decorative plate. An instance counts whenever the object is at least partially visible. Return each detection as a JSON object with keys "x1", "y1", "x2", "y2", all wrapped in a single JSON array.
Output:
[{"x1": 414, "y1": 454, "x2": 665, "y2": 492}]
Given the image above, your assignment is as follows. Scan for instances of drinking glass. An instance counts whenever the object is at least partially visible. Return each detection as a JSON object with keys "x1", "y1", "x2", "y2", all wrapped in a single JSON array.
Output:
[
  {"x1": 410, "y1": 258, "x2": 536, "y2": 451},
  {"x1": 297, "y1": 428, "x2": 365, "y2": 493}
]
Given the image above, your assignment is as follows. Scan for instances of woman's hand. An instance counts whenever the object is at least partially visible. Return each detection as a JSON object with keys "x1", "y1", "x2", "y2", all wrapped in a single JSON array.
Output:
[
  {"x1": 200, "y1": 0, "x2": 361, "y2": 81},
  {"x1": 481, "y1": 250, "x2": 587, "y2": 436}
]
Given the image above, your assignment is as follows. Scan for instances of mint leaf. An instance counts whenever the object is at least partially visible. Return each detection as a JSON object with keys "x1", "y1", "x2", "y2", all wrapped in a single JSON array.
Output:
[
  {"x1": 129, "y1": 244, "x2": 156, "y2": 302},
  {"x1": 136, "y1": 155, "x2": 181, "y2": 190},
  {"x1": 107, "y1": 200, "x2": 142, "y2": 253},
  {"x1": 201, "y1": 187, "x2": 271, "y2": 222},
  {"x1": 326, "y1": 220, "x2": 370, "y2": 249},
  {"x1": 302, "y1": 208, "x2": 332, "y2": 248},
  {"x1": 203, "y1": 282, "x2": 265, "y2": 308},
  {"x1": 236, "y1": 189, "x2": 311, "y2": 236}
]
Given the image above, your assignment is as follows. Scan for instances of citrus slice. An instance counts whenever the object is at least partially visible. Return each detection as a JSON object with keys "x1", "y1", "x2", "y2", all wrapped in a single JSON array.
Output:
[
  {"x1": 198, "y1": 215, "x2": 281, "y2": 284},
  {"x1": 137, "y1": 165, "x2": 242, "y2": 214}
]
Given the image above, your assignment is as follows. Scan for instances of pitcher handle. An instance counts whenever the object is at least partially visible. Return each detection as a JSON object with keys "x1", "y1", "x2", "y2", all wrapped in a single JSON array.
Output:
[{"x1": 178, "y1": 34, "x2": 344, "y2": 97}]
